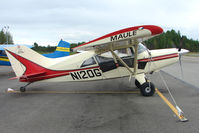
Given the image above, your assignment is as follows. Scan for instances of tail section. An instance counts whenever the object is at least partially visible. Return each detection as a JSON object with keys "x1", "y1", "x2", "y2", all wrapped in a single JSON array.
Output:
[
  {"x1": 5, "y1": 45, "x2": 71, "y2": 82},
  {"x1": 43, "y1": 40, "x2": 70, "y2": 58},
  {"x1": 5, "y1": 45, "x2": 54, "y2": 78},
  {"x1": 0, "y1": 44, "x2": 32, "y2": 66}
]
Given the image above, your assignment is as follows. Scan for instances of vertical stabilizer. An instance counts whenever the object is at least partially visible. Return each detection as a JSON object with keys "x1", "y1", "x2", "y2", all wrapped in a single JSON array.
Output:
[
  {"x1": 43, "y1": 40, "x2": 70, "y2": 58},
  {"x1": 5, "y1": 45, "x2": 54, "y2": 77}
]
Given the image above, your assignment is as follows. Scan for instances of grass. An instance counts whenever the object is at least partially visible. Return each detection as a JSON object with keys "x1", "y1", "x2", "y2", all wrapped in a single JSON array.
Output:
[
  {"x1": 36, "y1": 51, "x2": 77, "y2": 55},
  {"x1": 70, "y1": 51, "x2": 77, "y2": 55},
  {"x1": 185, "y1": 52, "x2": 199, "y2": 57}
]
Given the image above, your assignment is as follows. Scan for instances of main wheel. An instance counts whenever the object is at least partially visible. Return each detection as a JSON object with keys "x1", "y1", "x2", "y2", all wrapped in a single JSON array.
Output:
[
  {"x1": 140, "y1": 82, "x2": 155, "y2": 96},
  {"x1": 20, "y1": 87, "x2": 26, "y2": 92}
]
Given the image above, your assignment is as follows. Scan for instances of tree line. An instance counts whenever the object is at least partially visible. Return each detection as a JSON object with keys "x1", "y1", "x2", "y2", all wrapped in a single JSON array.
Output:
[
  {"x1": 32, "y1": 42, "x2": 56, "y2": 53},
  {"x1": 144, "y1": 30, "x2": 199, "y2": 52},
  {"x1": 1, "y1": 28, "x2": 199, "y2": 52}
]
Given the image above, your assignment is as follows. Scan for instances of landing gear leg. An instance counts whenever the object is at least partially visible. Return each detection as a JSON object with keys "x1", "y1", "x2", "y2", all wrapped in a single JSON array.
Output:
[
  {"x1": 20, "y1": 82, "x2": 31, "y2": 92},
  {"x1": 135, "y1": 77, "x2": 148, "y2": 88},
  {"x1": 135, "y1": 79, "x2": 141, "y2": 88}
]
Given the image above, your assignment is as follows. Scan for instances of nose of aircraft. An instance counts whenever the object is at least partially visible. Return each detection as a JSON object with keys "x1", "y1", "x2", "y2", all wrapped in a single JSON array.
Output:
[{"x1": 178, "y1": 49, "x2": 190, "y2": 55}]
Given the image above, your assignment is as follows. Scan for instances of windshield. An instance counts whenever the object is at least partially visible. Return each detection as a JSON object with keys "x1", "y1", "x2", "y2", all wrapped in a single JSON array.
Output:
[{"x1": 138, "y1": 43, "x2": 147, "y2": 54}]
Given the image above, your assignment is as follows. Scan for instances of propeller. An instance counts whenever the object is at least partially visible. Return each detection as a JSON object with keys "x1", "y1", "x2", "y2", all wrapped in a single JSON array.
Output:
[
  {"x1": 177, "y1": 36, "x2": 189, "y2": 79},
  {"x1": 178, "y1": 37, "x2": 183, "y2": 52},
  {"x1": 178, "y1": 37, "x2": 184, "y2": 79}
]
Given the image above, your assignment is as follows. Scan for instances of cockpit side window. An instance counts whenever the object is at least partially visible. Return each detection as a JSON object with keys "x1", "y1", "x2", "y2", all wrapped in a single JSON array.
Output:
[
  {"x1": 114, "y1": 48, "x2": 134, "y2": 67},
  {"x1": 95, "y1": 55, "x2": 114, "y2": 63},
  {"x1": 81, "y1": 57, "x2": 96, "y2": 67},
  {"x1": 117, "y1": 47, "x2": 134, "y2": 58},
  {"x1": 95, "y1": 54, "x2": 116, "y2": 72}
]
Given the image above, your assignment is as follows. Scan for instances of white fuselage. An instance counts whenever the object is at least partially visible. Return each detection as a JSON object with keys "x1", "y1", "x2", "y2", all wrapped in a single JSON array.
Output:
[{"x1": 43, "y1": 47, "x2": 179, "y2": 82}]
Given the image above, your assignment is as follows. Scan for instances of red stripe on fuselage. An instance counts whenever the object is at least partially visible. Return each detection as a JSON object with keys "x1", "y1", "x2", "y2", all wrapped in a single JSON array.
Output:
[
  {"x1": 138, "y1": 53, "x2": 178, "y2": 62},
  {"x1": 6, "y1": 50, "x2": 100, "y2": 82}
]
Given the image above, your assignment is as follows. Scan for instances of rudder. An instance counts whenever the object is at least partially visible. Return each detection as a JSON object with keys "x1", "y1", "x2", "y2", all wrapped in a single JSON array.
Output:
[{"x1": 43, "y1": 39, "x2": 70, "y2": 58}]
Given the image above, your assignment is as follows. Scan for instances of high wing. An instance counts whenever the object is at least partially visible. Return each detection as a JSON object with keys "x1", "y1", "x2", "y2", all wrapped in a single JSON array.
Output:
[
  {"x1": 73, "y1": 25, "x2": 163, "y2": 53},
  {"x1": 74, "y1": 25, "x2": 163, "y2": 76}
]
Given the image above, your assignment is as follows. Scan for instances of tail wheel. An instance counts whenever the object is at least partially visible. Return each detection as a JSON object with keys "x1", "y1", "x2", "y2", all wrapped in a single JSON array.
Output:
[
  {"x1": 140, "y1": 82, "x2": 155, "y2": 96},
  {"x1": 20, "y1": 87, "x2": 26, "y2": 92}
]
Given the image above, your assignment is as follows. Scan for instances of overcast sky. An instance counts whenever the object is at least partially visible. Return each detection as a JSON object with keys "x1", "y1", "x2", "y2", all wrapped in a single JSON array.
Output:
[{"x1": 1, "y1": 0, "x2": 199, "y2": 46}]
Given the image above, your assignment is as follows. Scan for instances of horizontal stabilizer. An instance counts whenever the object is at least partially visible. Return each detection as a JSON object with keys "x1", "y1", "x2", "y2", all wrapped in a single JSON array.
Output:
[{"x1": 21, "y1": 71, "x2": 46, "y2": 78}]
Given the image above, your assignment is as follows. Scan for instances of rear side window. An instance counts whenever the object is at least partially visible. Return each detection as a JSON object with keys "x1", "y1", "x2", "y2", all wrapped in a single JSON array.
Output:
[{"x1": 81, "y1": 57, "x2": 96, "y2": 67}]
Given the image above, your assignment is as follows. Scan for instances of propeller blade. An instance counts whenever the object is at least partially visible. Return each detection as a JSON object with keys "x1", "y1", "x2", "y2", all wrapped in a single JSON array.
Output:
[
  {"x1": 178, "y1": 36, "x2": 184, "y2": 52},
  {"x1": 178, "y1": 54, "x2": 184, "y2": 79}
]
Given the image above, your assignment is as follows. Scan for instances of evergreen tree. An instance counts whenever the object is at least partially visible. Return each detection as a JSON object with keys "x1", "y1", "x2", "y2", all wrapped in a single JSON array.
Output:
[
  {"x1": 0, "y1": 28, "x2": 14, "y2": 44},
  {"x1": 33, "y1": 42, "x2": 39, "y2": 48},
  {"x1": 5, "y1": 32, "x2": 14, "y2": 44},
  {"x1": 0, "y1": 30, "x2": 6, "y2": 44}
]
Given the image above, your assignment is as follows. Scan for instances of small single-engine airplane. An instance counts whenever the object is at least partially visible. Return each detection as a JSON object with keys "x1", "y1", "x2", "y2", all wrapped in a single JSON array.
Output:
[
  {"x1": 5, "y1": 25, "x2": 188, "y2": 96},
  {"x1": 0, "y1": 39, "x2": 70, "y2": 66}
]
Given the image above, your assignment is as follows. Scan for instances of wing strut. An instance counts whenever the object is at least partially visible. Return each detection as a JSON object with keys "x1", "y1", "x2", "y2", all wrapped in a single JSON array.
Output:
[
  {"x1": 110, "y1": 40, "x2": 139, "y2": 76},
  {"x1": 110, "y1": 50, "x2": 134, "y2": 75},
  {"x1": 133, "y1": 41, "x2": 138, "y2": 75}
]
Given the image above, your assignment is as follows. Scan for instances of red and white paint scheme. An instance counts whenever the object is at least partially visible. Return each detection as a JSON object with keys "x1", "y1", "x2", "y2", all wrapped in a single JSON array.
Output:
[{"x1": 5, "y1": 25, "x2": 188, "y2": 96}]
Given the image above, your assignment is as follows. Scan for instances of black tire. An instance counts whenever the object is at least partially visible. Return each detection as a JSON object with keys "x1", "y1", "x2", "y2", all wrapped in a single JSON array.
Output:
[
  {"x1": 135, "y1": 79, "x2": 141, "y2": 88},
  {"x1": 20, "y1": 87, "x2": 26, "y2": 92},
  {"x1": 140, "y1": 82, "x2": 155, "y2": 96}
]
